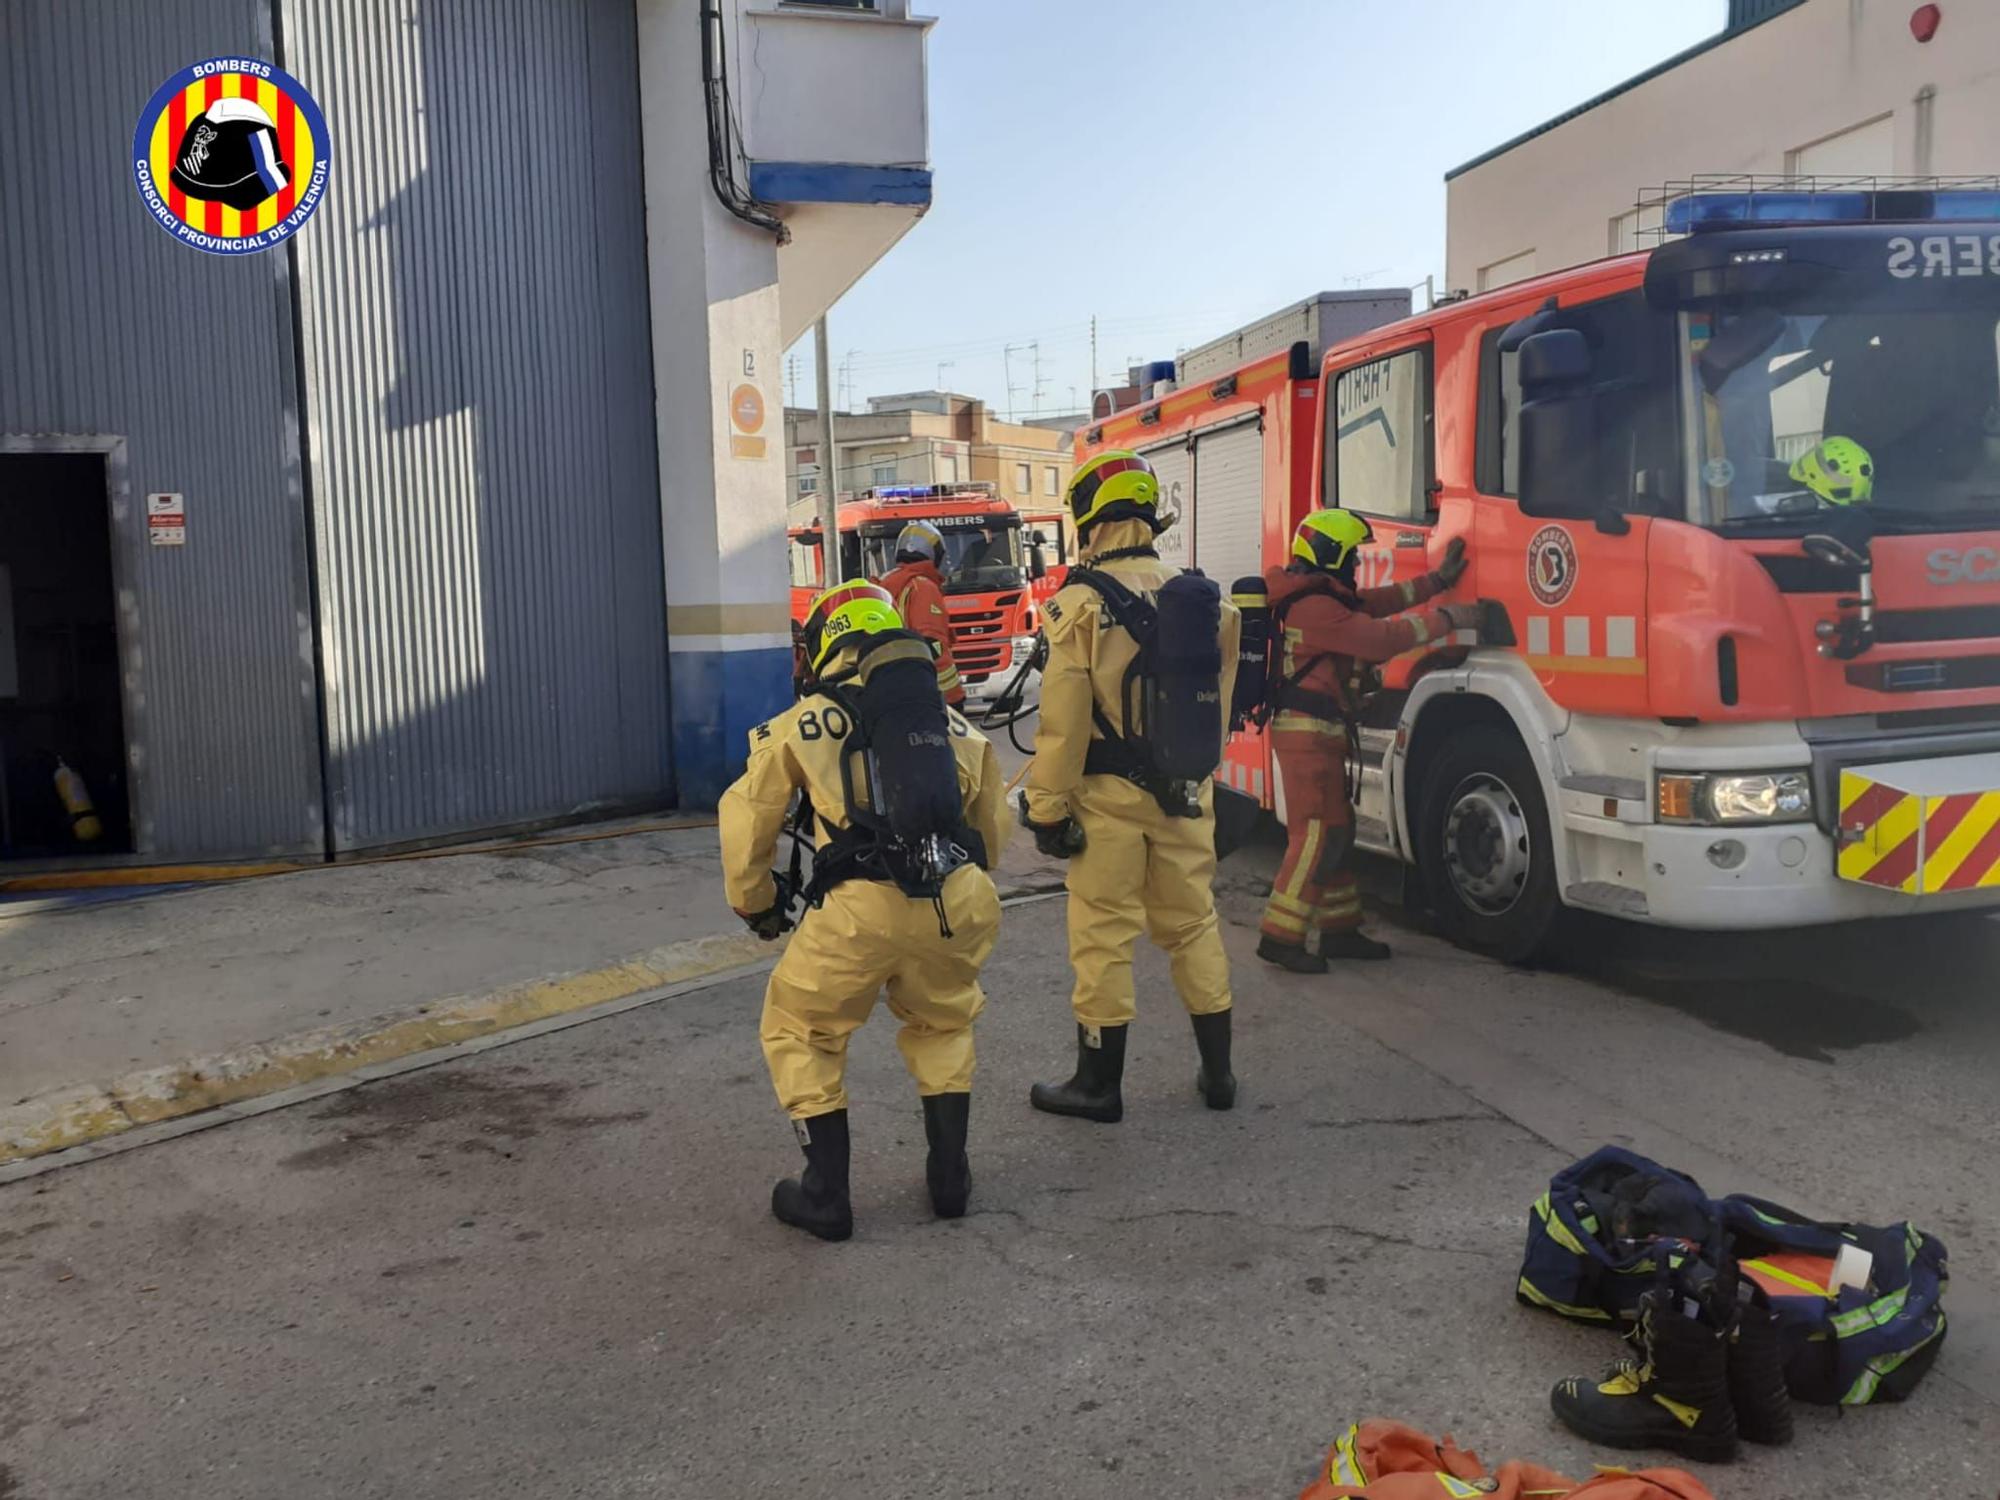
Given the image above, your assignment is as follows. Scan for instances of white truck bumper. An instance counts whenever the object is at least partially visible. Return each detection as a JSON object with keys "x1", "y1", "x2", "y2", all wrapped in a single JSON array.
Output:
[{"x1": 1629, "y1": 820, "x2": 2000, "y2": 929}]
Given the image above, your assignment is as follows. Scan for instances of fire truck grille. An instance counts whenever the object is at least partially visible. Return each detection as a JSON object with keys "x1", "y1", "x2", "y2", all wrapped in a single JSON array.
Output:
[
  {"x1": 1872, "y1": 605, "x2": 2000, "y2": 645},
  {"x1": 952, "y1": 605, "x2": 1009, "y2": 682}
]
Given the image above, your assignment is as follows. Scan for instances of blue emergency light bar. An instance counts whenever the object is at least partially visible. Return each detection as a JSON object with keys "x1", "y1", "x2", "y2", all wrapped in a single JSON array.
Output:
[{"x1": 1666, "y1": 187, "x2": 2000, "y2": 234}]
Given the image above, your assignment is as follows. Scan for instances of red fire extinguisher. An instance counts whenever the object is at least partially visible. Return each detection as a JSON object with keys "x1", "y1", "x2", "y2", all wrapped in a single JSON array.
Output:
[{"x1": 53, "y1": 758, "x2": 103, "y2": 843}]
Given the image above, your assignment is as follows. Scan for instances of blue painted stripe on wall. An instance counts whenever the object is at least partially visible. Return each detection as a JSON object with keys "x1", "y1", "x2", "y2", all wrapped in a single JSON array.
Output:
[
  {"x1": 748, "y1": 161, "x2": 933, "y2": 206},
  {"x1": 670, "y1": 646, "x2": 795, "y2": 808}
]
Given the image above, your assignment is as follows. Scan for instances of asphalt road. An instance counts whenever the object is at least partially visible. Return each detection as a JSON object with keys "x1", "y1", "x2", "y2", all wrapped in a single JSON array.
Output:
[{"x1": 1, "y1": 832, "x2": 1996, "y2": 1499}]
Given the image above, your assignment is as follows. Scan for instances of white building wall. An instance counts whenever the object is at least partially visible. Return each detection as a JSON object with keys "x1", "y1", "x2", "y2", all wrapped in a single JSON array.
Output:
[
  {"x1": 1447, "y1": 0, "x2": 2000, "y2": 292},
  {"x1": 638, "y1": 0, "x2": 932, "y2": 804},
  {"x1": 639, "y1": 0, "x2": 797, "y2": 806}
]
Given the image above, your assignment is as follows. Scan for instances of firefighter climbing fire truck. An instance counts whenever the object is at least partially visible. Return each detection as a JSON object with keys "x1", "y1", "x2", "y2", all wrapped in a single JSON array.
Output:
[
  {"x1": 787, "y1": 483, "x2": 1059, "y2": 704},
  {"x1": 1081, "y1": 185, "x2": 2000, "y2": 957}
]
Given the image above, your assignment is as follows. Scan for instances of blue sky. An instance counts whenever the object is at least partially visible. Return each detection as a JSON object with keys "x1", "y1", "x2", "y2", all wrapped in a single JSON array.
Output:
[{"x1": 786, "y1": 0, "x2": 1727, "y2": 417}]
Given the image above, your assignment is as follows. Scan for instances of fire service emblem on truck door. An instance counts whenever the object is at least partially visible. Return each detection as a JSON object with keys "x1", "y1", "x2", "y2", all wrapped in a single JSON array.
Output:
[{"x1": 1527, "y1": 525, "x2": 1579, "y2": 607}]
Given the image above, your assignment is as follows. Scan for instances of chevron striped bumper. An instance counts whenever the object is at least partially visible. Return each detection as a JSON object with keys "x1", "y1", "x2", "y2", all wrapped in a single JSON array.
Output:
[{"x1": 1837, "y1": 752, "x2": 2000, "y2": 894}]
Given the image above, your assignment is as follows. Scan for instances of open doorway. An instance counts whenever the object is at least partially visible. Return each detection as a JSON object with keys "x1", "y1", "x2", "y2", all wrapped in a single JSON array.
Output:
[{"x1": 0, "y1": 453, "x2": 132, "y2": 859}]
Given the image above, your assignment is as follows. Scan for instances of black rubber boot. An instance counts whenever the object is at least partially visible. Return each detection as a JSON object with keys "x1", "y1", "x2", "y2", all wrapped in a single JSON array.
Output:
[
  {"x1": 1551, "y1": 1288, "x2": 1738, "y2": 1463},
  {"x1": 1729, "y1": 1294, "x2": 1795, "y2": 1446},
  {"x1": 1320, "y1": 928, "x2": 1391, "y2": 962},
  {"x1": 921, "y1": 1092, "x2": 972, "y2": 1219},
  {"x1": 1029, "y1": 1023, "x2": 1126, "y2": 1123},
  {"x1": 1190, "y1": 1010, "x2": 1235, "y2": 1110},
  {"x1": 771, "y1": 1109, "x2": 853, "y2": 1242},
  {"x1": 1257, "y1": 935, "x2": 1327, "y2": 974}
]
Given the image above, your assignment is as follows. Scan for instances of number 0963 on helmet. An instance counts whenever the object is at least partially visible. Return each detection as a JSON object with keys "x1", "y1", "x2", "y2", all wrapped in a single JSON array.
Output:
[{"x1": 802, "y1": 580, "x2": 901, "y2": 674}]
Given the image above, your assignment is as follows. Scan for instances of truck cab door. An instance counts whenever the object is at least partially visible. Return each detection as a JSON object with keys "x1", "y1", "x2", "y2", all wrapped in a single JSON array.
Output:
[
  {"x1": 1322, "y1": 336, "x2": 1438, "y2": 851},
  {"x1": 1477, "y1": 290, "x2": 1673, "y2": 720},
  {"x1": 1324, "y1": 337, "x2": 1440, "y2": 694}
]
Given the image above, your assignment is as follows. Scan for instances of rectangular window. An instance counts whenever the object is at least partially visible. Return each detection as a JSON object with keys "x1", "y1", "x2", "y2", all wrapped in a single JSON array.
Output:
[
  {"x1": 1015, "y1": 462, "x2": 1031, "y2": 493},
  {"x1": 788, "y1": 536, "x2": 823, "y2": 589},
  {"x1": 1788, "y1": 114, "x2": 1894, "y2": 179},
  {"x1": 799, "y1": 473, "x2": 818, "y2": 494},
  {"x1": 870, "y1": 450, "x2": 897, "y2": 486},
  {"x1": 938, "y1": 452, "x2": 959, "y2": 484},
  {"x1": 1609, "y1": 209, "x2": 1642, "y2": 257},
  {"x1": 1325, "y1": 346, "x2": 1433, "y2": 521},
  {"x1": 1475, "y1": 327, "x2": 1522, "y2": 498},
  {"x1": 1477, "y1": 248, "x2": 1537, "y2": 292},
  {"x1": 1476, "y1": 290, "x2": 1679, "y2": 514},
  {"x1": 1044, "y1": 465, "x2": 1059, "y2": 496}
]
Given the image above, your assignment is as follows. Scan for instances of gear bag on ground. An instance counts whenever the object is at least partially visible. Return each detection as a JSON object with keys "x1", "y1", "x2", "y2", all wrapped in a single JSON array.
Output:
[{"x1": 1518, "y1": 1145, "x2": 1949, "y2": 1406}]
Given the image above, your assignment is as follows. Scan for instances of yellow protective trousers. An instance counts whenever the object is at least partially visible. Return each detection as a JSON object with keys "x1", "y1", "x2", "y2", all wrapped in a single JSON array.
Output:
[
  {"x1": 1065, "y1": 775, "x2": 1232, "y2": 1028},
  {"x1": 760, "y1": 864, "x2": 1001, "y2": 1119}
]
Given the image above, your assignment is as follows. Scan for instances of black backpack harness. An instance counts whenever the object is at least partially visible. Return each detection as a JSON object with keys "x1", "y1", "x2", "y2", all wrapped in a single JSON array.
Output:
[
  {"x1": 775, "y1": 635, "x2": 988, "y2": 938},
  {"x1": 1067, "y1": 546, "x2": 1225, "y2": 819}
]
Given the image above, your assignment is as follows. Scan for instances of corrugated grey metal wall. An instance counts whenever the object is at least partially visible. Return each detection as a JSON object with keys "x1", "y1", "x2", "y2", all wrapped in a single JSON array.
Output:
[
  {"x1": 1, "y1": 0, "x2": 326, "y2": 858},
  {"x1": 284, "y1": 0, "x2": 670, "y2": 849}
]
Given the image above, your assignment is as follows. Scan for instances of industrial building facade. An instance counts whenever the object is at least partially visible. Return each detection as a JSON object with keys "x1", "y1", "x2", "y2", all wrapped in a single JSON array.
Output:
[
  {"x1": 1446, "y1": 0, "x2": 2000, "y2": 293},
  {"x1": 1, "y1": 0, "x2": 934, "y2": 864}
]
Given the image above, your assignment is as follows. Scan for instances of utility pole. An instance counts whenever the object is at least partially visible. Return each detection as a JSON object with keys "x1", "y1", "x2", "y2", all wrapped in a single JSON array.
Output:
[
  {"x1": 1029, "y1": 339, "x2": 1045, "y2": 417},
  {"x1": 1002, "y1": 343, "x2": 1023, "y2": 422},
  {"x1": 1089, "y1": 315, "x2": 1098, "y2": 401},
  {"x1": 785, "y1": 354, "x2": 798, "y2": 409},
  {"x1": 815, "y1": 316, "x2": 840, "y2": 585}
]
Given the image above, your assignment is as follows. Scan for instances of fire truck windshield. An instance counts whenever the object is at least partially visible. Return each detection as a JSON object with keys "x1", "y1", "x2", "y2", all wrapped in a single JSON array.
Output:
[
  {"x1": 859, "y1": 518, "x2": 1025, "y2": 594},
  {"x1": 1687, "y1": 303, "x2": 2000, "y2": 529}
]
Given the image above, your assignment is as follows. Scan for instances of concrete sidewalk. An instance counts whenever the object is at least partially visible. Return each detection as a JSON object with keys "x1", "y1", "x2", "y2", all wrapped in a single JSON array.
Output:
[{"x1": 0, "y1": 818, "x2": 1065, "y2": 1163}]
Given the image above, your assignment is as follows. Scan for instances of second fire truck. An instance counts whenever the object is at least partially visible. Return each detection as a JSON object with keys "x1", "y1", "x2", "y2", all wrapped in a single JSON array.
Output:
[{"x1": 1081, "y1": 185, "x2": 2000, "y2": 957}]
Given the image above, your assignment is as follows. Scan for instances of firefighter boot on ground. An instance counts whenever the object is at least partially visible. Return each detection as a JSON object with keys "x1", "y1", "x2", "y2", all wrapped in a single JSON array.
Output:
[
  {"x1": 1190, "y1": 1010, "x2": 1235, "y2": 1110},
  {"x1": 1320, "y1": 928, "x2": 1391, "y2": 962},
  {"x1": 1030, "y1": 1022, "x2": 1127, "y2": 1123},
  {"x1": 1728, "y1": 1292, "x2": 1795, "y2": 1446},
  {"x1": 921, "y1": 1092, "x2": 972, "y2": 1219},
  {"x1": 772, "y1": 1110, "x2": 854, "y2": 1242},
  {"x1": 1256, "y1": 935, "x2": 1327, "y2": 974},
  {"x1": 1551, "y1": 1288, "x2": 1739, "y2": 1463}
]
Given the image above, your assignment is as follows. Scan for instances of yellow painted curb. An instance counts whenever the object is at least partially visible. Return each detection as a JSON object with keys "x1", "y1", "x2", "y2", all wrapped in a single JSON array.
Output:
[{"x1": 0, "y1": 929, "x2": 771, "y2": 1166}]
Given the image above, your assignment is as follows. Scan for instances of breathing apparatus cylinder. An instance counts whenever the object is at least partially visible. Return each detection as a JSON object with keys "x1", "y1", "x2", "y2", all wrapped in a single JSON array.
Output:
[
  {"x1": 1229, "y1": 574, "x2": 1271, "y2": 730},
  {"x1": 54, "y1": 759, "x2": 103, "y2": 842}
]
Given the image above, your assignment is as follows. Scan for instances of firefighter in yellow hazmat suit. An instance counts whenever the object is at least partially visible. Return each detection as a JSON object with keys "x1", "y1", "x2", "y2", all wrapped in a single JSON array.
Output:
[
  {"x1": 720, "y1": 579, "x2": 1010, "y2": 1241},
  {"x1": 1024, "y1": 451, "x2": 1241, "y2": 1124}
]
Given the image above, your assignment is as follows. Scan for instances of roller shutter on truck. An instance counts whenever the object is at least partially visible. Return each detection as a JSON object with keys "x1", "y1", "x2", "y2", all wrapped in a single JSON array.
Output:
[
  {"x1": 1191, "y1": 418, "x2": 1264, "y2": 590},
  {"x1": 1137, "y1": 421, "x2": 1264, "y2": 584},
  {"x1": 1140, "y1": 436, "x2": 1194, "y2": 571}
]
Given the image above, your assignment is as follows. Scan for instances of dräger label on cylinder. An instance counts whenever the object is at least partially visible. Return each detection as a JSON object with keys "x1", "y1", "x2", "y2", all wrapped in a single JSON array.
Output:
[{"x1": 1886, "y1": 234, "x2": 2000, "y2": 279}]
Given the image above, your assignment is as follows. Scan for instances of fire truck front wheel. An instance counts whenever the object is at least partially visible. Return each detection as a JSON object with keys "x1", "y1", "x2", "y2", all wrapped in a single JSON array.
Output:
[{"x1": 1416, "y1": 725, "x2": 1561, "y2": 965}]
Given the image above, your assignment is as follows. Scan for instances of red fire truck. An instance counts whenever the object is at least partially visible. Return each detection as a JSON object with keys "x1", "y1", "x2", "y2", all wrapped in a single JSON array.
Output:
[
  {"x1": 1081, "y1": 185, "x2": 2000, "y2": 958},
  {"x1": 787, "y1": 483, "x2": 1061, "y2": 704}
]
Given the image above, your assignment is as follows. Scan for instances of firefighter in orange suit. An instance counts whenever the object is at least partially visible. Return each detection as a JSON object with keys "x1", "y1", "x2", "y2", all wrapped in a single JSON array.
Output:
[
  {"x1": 879, "y1": 520, "x2": 966, "y2": 709},
  {"x1": 1024, "y1": 450, "x2": 1241, "y2": 1124},
  {"x1": 1258, "y1": 510, "x2": 1477, "y2": 972},
  {"x1": 720, "y1": 579, "x2": 1009, "y2": 1241}
]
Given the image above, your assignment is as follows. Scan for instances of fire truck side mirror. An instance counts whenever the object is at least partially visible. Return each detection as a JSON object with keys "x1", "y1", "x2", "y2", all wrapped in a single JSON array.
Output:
[
  {"x1": 1516, "y1": 330, "x2": 1599, "y2": 522},
  {"x1": 1028, "y1": 548, "x2": 1049, "y2": 581}
]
